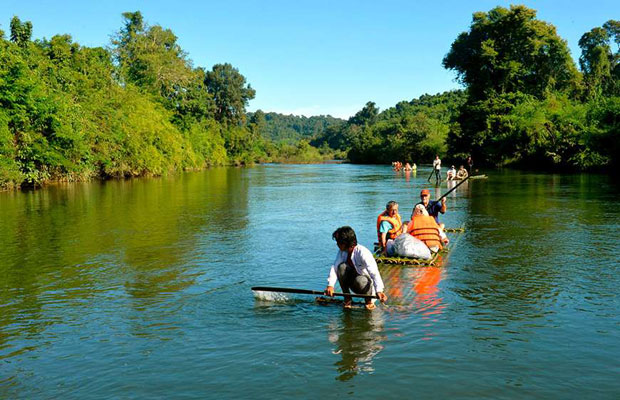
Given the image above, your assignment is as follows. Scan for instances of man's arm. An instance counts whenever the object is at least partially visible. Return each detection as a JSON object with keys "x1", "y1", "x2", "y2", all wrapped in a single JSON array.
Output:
[{"x1": 380, "y1": 232, "x2": 388, "y2": 254}]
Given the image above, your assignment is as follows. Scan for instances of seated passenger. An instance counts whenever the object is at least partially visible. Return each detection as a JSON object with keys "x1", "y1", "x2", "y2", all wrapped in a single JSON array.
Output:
[
  {"x1": 447, "y1": 165, "x2": 457, "y2": 180},
  {"x1": 456, "y1": 165, "x2": 469, "y2": 180},
  {"x1": 407, "y1": 204, "x2": 449, "y2": 253},
  {"x1": 376, "y1": 201, "x2": 403, "y2": 255}
]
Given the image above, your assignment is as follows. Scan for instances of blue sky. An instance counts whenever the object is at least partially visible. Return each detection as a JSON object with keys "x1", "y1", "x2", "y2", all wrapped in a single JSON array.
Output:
[{"x1": 2, "y1": 1, "x2": 617, "y2": 118}]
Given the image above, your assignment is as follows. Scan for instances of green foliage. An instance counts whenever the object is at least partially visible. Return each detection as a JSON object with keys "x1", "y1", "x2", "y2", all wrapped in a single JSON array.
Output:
[
  {"x1": 314, "y1": 91, "x2": 466, "y2": 164},
  {"x1": 249, "y1": 111, "x2": 344, "y2": 144},
  {"x1": 443, "y1": 6, "x2": 618, "y2": 171},
  {"x1": 443, "y1": 5, "x2": 581, "y2": 100},
  {"x1": 205, "y1": 63, "x2": 255, "y2": 125},
  {"x1": 10, "y1": 16, "x2": 32, "y2": 47},
  {"x1": 0, "y1": 12, "x2": 335, "y2": 189},
  {"x1": 579, "y1": 20, "x2": 619, "y2": 99}
]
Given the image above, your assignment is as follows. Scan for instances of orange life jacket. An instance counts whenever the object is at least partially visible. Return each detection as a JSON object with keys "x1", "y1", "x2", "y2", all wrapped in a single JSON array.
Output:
[
  {"x1": 407, "y1": 215, "x2": 442, "y2": 250},
  {"x1": 376, "y1": 211, "x2": 403, "y2": 242}
]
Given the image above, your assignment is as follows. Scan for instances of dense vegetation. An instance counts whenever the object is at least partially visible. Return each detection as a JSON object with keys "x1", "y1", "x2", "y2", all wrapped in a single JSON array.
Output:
[
  {"x1": 0, "y1": 12, "x2": 338, "y2": 190},
  {"x1": 247, "y1": 111, "x2": 344, "y2": 144},
  {"x1": 313, "y1": 5, "x2": 618, "y2": 170},
  {"x1": 1, "y1": 6, "x2": 618, "y2": 190},
  {"x1": 311, "y1": 91, "x2": 466, "y2": 164}
]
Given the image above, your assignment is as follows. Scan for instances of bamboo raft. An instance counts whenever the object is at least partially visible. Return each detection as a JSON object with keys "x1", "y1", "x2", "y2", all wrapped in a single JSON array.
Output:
[
  {"x1": 450, "y1": 174, "x2": 487, "y2": 181},
  {"x1": 374, "y1": 248, "x2": 448, "y2": 266},
  {"x1": 373, "y1": 227, "x2": 464, "y2": 266}
]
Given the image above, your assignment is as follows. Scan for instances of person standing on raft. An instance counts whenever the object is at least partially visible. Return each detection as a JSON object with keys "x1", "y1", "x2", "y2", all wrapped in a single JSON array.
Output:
[
  {"x1": 414, "y1": 189, "x2": 446, "y2": 224},
  {"x1": 325, "y1": 226, "x2": 388, "y2": 310},
  {"x1": 432, "y1": 155, "x2": 442, "y2": 183},
  {"x1": 377, "y1": 201, "x2": 403, "y2": 256}
]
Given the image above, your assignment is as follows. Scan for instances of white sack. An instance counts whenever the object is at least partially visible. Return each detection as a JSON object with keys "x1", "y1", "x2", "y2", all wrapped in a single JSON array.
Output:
[{"x1": 392, "y1": 233, "x2": 432, "y2": 260}]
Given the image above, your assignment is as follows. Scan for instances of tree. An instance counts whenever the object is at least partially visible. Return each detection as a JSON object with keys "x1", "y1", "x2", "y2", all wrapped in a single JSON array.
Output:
[
  {"x1": 442, "y1": 5, "x2": 584, "y2": 166},
  {"x1": 205, "y1": 63, "x2": 255, "y2": 125},
  {"x1": 348, "y1": 101, "x2": 379, "y2": 126},
  {"x1": 443, "y1": 5, "x2": 580, "y2": 100},
  {"x1": 112, "y1": 11, "x2": 197, "y2": 108},
  {"x1": 579, "y1": 20, "x2": 619, "y2": 98},
  {"x1": 10, "y1": 16, "x2": 32, "y2": 47}
]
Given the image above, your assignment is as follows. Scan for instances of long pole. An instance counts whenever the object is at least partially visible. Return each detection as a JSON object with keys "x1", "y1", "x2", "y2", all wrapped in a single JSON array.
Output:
[
  {"x1": 426, "y1": 168, "x2": 435, "y2": 182},
  {"x1": 251, "y1": 286, "x2": 378, "y2": 299},
  {"x1": 436, "y1": 174, "x2": 471, "y2": 202}
]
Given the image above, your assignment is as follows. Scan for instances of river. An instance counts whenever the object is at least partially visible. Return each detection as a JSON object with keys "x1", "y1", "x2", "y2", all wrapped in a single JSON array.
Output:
[{"x1": 1, "y1": 164, "x2": 618, "y2": 398}]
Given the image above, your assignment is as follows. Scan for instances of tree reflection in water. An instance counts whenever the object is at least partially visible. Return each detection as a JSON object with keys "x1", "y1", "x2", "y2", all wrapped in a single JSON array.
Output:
[{"x1": 327, "y1": 310, "x2": 386, "y2": 381}]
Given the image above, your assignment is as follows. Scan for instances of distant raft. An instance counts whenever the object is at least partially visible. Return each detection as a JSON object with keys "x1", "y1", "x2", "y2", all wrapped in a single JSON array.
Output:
[{"x1": 451, "y1": 174, "x2": 487, "y2": 181}]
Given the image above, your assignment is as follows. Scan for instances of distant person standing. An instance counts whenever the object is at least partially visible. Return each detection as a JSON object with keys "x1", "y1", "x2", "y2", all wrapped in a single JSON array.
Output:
[
  {"x1": 432, "y1": 155, "x2": 442, "y2": 183},
  {"x1": 467, "y1": 156, "x2": 473, "y2": 173}
]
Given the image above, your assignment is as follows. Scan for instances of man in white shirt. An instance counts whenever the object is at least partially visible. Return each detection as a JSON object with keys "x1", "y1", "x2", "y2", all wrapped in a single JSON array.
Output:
[
  {"x1": 432, "y1": 155, "x2": 442, "y2": 183},
  {"x1": 325, "y1": 226, "x2": 388, "y2": 310}
]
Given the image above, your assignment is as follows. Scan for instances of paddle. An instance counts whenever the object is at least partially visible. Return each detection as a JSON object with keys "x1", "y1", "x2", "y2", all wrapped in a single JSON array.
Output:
[
  {"x1": 251, "y1": 286, "x2": 379, "y2": 299},
  {"x1": 426, "y1": 168, "x2": 434, "y2": 182}
]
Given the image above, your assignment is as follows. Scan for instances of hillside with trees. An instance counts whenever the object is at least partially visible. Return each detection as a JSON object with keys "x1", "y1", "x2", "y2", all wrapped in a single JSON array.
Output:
[
  {"x1": 246, "y1": 111, "x2": 344, "y2": 144},
  {"x1": 311, "y1": 91, "x2": 466, "y2": 164}
]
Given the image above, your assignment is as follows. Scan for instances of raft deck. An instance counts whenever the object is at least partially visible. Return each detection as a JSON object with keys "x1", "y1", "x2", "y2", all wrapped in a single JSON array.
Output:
[{"x1": 373, "y1": 227, "x2": 464, "y2": 266}]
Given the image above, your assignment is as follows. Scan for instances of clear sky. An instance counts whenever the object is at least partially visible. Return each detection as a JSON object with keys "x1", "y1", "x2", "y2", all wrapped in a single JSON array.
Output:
[{"x1": 2, "y1": 1, "x2": 617, "y2": 118}]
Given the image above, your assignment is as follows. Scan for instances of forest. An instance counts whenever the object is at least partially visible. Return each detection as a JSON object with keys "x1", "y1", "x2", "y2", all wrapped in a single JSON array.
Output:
[
  {"x1": 314, "y1": 6, "x2": 618, "y2": 170},
  {"x1": 0, "y1": 12, "x2": 341, "y2": 190},
  {"x1": 0, "y1": 6, "x2": 618, "y2": 190}
]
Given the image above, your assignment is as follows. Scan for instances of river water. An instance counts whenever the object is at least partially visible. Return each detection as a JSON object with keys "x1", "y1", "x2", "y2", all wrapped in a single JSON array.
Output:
[{"x1": 1, "y1": 164, "x2": 618, "y2": 398}]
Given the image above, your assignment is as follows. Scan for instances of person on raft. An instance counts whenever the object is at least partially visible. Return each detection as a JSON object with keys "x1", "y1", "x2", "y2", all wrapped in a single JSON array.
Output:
[
  {"x1": 413, "y1": 188, "x2": 446, "y2": 224},
  {"x1": 376, "y1": 201, "x2": 404, "y2": 256},
  {"x1": 325, "y1": 226, "x2": 388, "y2": 310},
  {"x1": 407, "y1": 204, "x2": 449, "y2": 253},
  {"x1": 456, "y1": 165, "x2": 469, "y2": 180},
  {"x1": 432, "y1": 155, "x2": 442, "y2": 182},
  {"x1": 447, "y1": 165, "x2": 457, "y2": 180}
]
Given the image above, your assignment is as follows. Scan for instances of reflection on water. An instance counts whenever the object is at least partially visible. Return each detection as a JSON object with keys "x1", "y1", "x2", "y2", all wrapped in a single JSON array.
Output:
[
  {"x1": 328, "y1": 310, "x2": 386, "y2": 381},
  {"x1": 381, "y1": 264, "x2": 446, "y2": 341}
]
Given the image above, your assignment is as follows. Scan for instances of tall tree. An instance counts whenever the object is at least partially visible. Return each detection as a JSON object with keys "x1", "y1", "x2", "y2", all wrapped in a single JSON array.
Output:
[
  {"x1": 442, "y1": 5, "x2": 583, "y2": 165},
  {"x1": 579, "y1": 20, "x2": 619, "y2": 99},
  {"x1": 112, "y1": 11, "x2": 196, "y2": 106},
  {"x1": 205, "y1": 63, "x2": 255, "y2": 125},
  {"x1": 9, "y1": 16, "x2": 32, "y2": 47},
  {"x1": 348, "y1": 101, "x2": 379, "y2": 126},
  {"x1": 443, "y1": 5, "x2": 580, "y2": 100}
]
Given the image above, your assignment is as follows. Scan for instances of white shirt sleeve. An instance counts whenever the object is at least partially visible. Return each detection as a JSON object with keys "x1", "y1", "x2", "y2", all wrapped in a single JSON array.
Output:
[
  {"x1": 327, "y1": 251, "x2": 346, "y2": 287},
  {"x1": 357, "y1": 246, "x2": 385, "y2": 294}
]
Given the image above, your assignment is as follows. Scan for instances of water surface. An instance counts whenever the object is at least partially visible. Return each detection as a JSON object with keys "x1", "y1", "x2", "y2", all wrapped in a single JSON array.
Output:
[{"x1": 1, "y1": 165, "x2": 618, "y2": 398}]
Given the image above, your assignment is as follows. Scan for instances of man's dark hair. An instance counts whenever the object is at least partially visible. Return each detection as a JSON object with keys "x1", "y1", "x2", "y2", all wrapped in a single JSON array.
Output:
[
  {"x1": 386, "y1": 200, "x2": 397, "y2": 211},
  {"x1": 332, "y1": 226, "x2": 357, "y2": 248}
]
